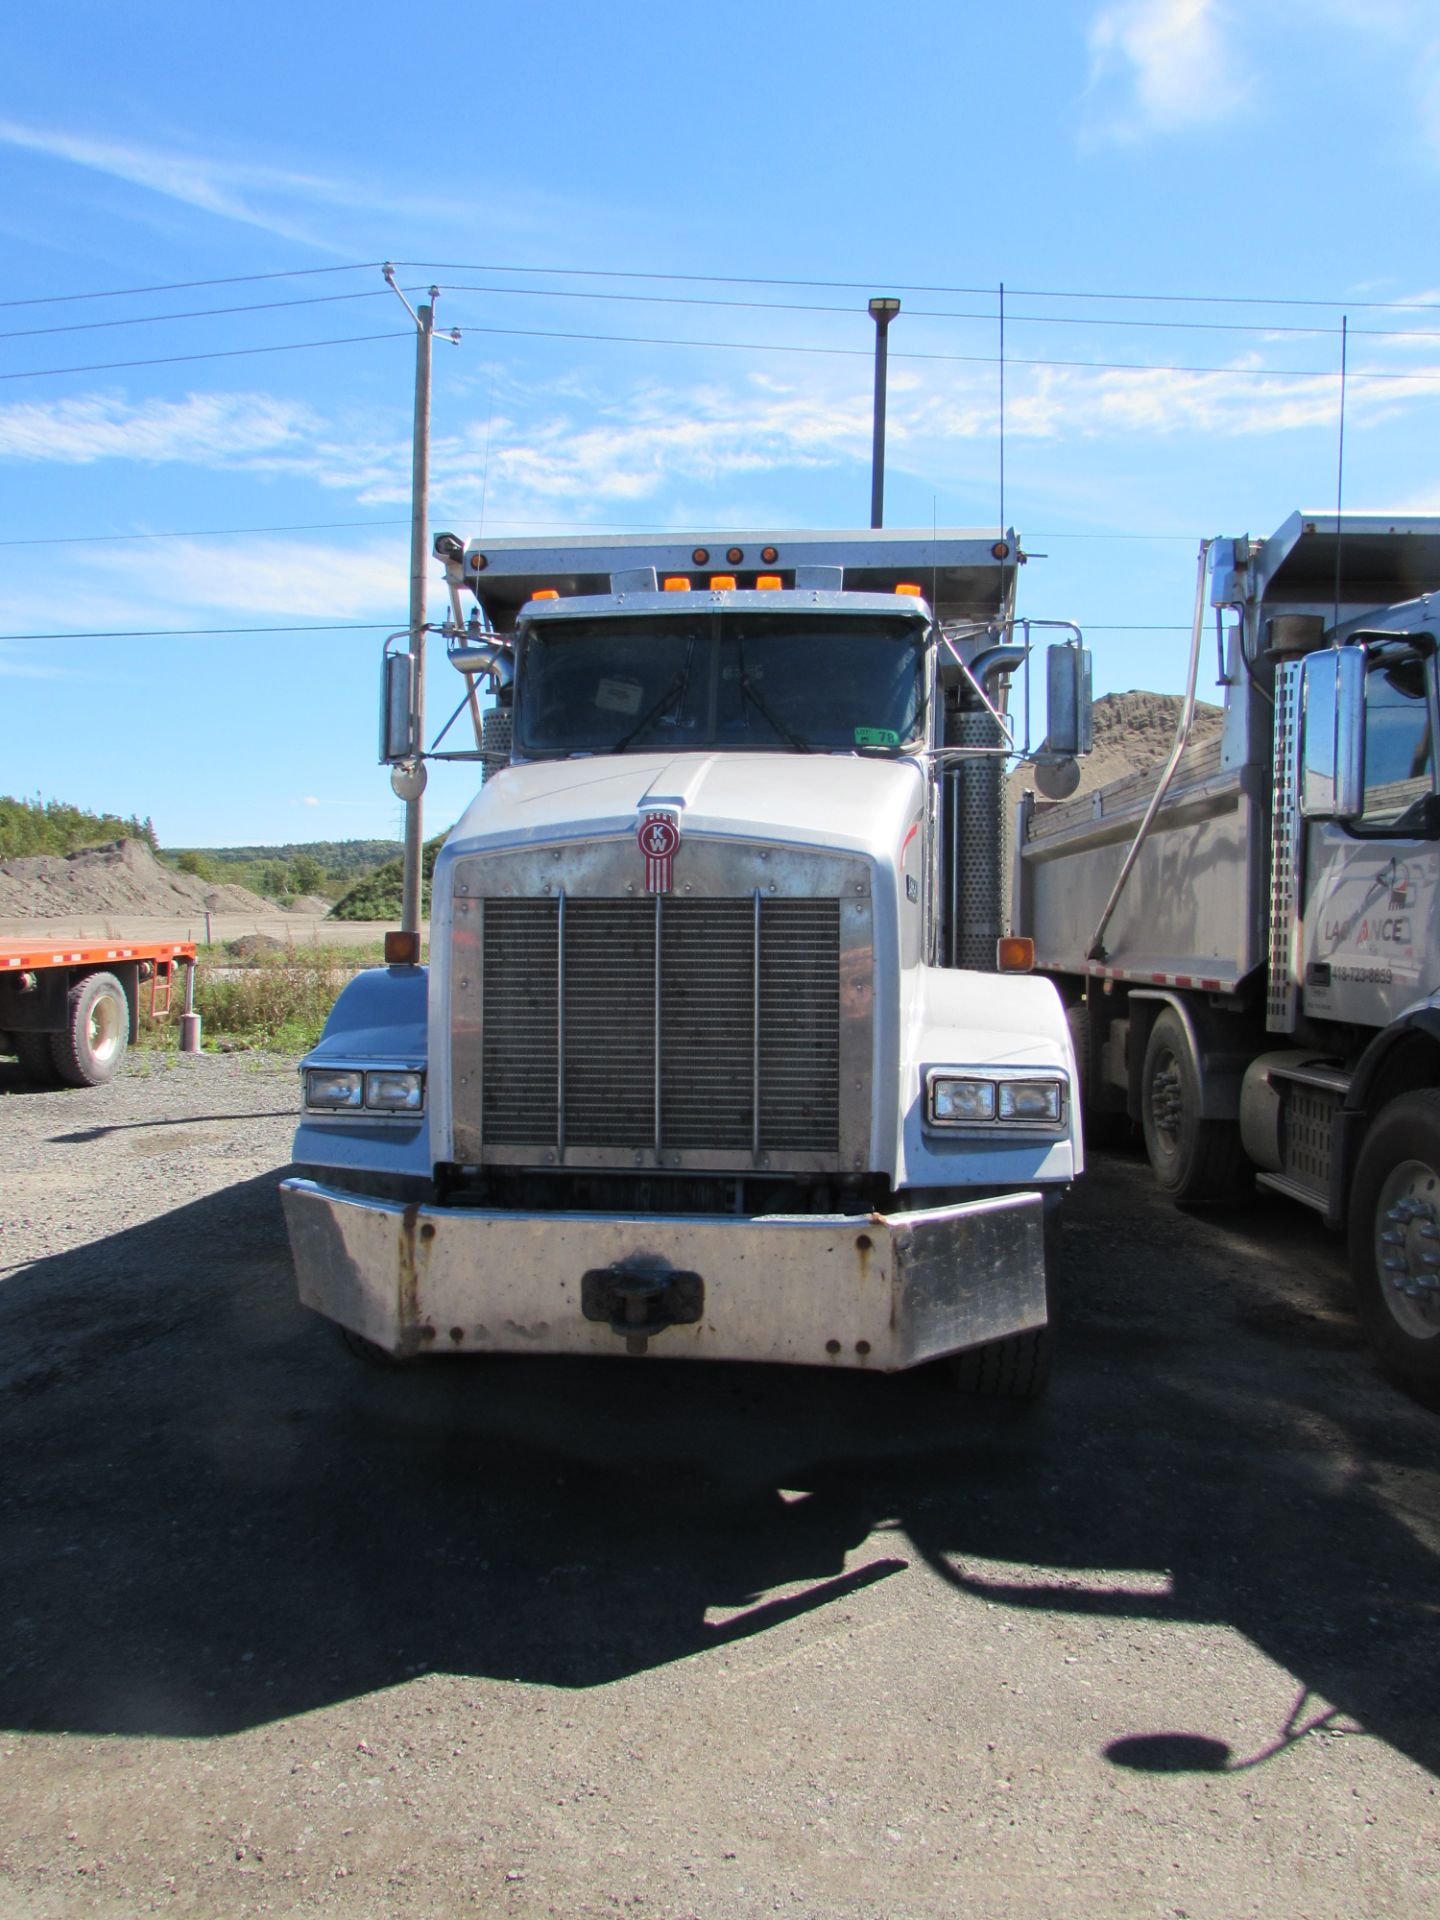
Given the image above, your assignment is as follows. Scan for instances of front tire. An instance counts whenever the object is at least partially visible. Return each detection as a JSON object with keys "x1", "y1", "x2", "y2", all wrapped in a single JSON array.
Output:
[
  {"x1": 1140, "y1": 1007, "x2": 1248, "y2": 1206},
  {"x1": 946, "y1": 1206, "x2": 1060, "y2": 1403},
  {"x1": 1348, "y1": 1091, "x2": 1440, "y2": 1404},
  {"x1": 51, "y1": 971, "x2": 129, "y2": 1087}
]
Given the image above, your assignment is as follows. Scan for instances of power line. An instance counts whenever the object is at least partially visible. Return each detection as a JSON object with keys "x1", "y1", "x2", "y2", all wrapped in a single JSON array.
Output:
[
  {"x1": 0, "y1": 516, "x2": 409, "y2": 549},
  {"x1": 436, "y1": 279, "x2": 1440, "y2": 344},
  {"x1": 419, "y1": 316, "x2": 1440, "y2": 384},
  {"x1": 0, "y1": 625, "x2": 395, "y2": 641},
  {"x1": 0, "y1": 263, "x2": 382, "y2": 312},
  {"x1": 0, "y1": 329, "x2": 413, "y2": 381},
  {"x1": 398, "y1": 259, "x2": 1440, "y2": 316},
  {"x1": 0, "y1": 285, "x2": 419, "y2": 343}
]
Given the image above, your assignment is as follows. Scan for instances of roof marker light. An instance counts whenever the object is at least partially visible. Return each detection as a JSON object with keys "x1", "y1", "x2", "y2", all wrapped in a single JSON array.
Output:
[
  {"x1": 756, "y1": 574, "x2": 782, "y2": 590},
  {"x1": 726, "y1": 546, "x2": 744, "y2": 565},
  {"x1": 896, "y1": 582, "x2": 923, "y2": 596},
  {"x1": 532, "y1": 588, "x2": 559, "y2": 601},
  {"x1": 710, "y1": 575, "x2": 736, "y2": 590},
  {"x1": 663, "y1": 576, "x2": 692, "y2": 592},
  {"x1": 692, "y1": 547, "x2": 711, "y2": 565},
  {"x1": 992, "y1": 541, "x2": 1011, "y2": 560},
  {"x1": 760, "y1": 546, "x2": 779, "y2": 565}
]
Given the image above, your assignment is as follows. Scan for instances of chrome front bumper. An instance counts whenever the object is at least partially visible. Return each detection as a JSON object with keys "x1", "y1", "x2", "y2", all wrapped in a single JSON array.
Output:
[{"x1": 280, "y1": 1179, "x2": 1048, "y2": 1370}]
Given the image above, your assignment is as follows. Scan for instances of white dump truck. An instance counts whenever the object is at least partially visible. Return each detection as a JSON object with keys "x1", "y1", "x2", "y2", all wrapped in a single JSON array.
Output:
[
  {"x1": 1017, "y1": 511, "x2": 1440, "y2": 1399},
  {"x1": 282, "y1": 530, "x2": 1091, "y2": 1397}
]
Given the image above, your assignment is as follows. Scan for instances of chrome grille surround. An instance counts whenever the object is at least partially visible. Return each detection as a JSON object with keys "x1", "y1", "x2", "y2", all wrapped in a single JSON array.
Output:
[{"x1": 450, "y1": 838, "x2": 874, "y2": 1174}]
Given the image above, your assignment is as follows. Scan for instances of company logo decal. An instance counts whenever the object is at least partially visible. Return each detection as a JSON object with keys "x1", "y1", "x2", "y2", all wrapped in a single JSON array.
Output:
[{"x1": 638, "y1": 811, "x2": 681, "y2": 893}]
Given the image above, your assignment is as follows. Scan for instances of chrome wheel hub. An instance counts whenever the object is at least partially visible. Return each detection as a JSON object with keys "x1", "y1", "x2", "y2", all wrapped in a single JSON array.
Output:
[
  {"x1": 88, "y1": 993, "x2": 123, "y2": 1067},
  {"x1": 1150, "y1": 1057, "x2": 1183, "y2": 1141},
  {"x1": 1375, "y1": 1160, "x2": 1440, "y2": 1341}
]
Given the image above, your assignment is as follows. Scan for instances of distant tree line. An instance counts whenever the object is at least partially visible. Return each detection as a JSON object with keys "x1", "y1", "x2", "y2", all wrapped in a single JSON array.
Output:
[
  {"x1": 0, "y1": 793, "x2": 158, "y2": 861},
  {"x1": 168, "y1": 839, "x2": 402, "y2": 904}
]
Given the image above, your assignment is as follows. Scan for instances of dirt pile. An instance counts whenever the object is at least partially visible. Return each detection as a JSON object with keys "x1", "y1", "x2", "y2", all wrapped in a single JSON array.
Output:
[
  {"x1": 1011, "y1": 689, "x2": 1225, "y2": 806},
  {"x1": 0, "y1": 837, "x2": 274, "y2": 919}
]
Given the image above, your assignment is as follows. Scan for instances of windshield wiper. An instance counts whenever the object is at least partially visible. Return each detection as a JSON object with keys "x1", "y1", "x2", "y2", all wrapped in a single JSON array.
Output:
[
  {"x1": 735, "y1": 638, "x2": 811, "y2": 752},
  {"x1": 608, "y1": 639, "x2": 697, "y2": 752}
]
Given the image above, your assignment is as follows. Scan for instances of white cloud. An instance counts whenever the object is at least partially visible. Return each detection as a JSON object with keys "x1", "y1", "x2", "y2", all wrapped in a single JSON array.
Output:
[
  {"x1": 1086, "y1": 1, "x2": 1244, "y2": 138},
  {"x1": 0, "y1": 391, "x2": 319, "y2": 466}
]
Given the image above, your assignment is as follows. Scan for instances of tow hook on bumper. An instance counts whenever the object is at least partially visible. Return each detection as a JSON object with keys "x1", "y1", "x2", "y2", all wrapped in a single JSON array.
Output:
[{"x1": 581, "y1": 1263, "x2": 704, "y2": 1354}]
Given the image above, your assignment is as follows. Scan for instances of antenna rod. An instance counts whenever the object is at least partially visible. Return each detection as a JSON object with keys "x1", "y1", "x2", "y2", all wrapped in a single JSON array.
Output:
[
  {"x1": 998, "y1": 281, "x2": 1006, "y2": 539},
  {"x1": 1332, "y1": 313, "x2": 1348, "y2": 632}
]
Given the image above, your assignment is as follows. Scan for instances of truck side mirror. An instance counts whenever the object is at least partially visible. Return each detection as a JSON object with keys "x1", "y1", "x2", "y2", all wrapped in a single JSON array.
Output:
[
  {"x1": 380, "y1": 647, "x2": 417, "y2": 764},
  {"x1": 1045, "y1": 643, "x2": 1093, "y2": 757},
  {"x1": 1299, "y1": 646, "x2": 1364, "y2": 819}
]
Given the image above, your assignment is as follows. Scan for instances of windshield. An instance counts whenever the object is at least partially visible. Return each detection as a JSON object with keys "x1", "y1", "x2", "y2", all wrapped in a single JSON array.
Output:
[{"x1": 515, "y1": 611, "x2": 928, "y2": 755}]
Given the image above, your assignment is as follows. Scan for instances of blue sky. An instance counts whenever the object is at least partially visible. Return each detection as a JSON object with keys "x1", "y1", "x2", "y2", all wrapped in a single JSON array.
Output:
[{"x1": 3, "y1": 0, "x2": 1439, "y2": 847}]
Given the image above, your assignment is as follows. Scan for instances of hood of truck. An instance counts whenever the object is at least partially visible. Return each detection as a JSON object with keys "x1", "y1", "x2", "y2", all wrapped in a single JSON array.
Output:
[{"x1": 444, "y1": 751, "x2": 927, "y2": 864}]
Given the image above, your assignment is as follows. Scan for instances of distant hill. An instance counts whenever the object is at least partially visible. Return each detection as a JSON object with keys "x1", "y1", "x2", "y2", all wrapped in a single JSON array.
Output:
[
  {"x1": 164, "y1": 838, "x2": 402, "y2": 905},
  {"x1": 0, "y1": 794, "x2": 157, "y2": 862}
]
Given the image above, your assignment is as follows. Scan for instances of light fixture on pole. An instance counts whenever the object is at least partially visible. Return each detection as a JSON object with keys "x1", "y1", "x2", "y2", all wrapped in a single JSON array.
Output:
[{"x1": 868, "y1": 297, "x2": 901, "y2": 529}]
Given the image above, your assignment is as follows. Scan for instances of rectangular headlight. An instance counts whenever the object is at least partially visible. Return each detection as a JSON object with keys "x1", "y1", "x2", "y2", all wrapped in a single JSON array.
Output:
[
  {"x1": 305, "y1": 1068, "x2": 364, "y2": 1110},
  {"x1": 998, "y1": 1080, "x2": 1063, "y2": 1123},
  {"x1": 364, "y1": 1069, "x2": 424, "y2": 1113},
  {"x1": 931, "y1": 1077, "x2": 997, "y2": 1123}
]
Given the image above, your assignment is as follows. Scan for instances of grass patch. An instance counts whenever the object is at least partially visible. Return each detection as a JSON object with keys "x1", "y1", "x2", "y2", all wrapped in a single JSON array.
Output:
[{"x1": 140, "y1": 941, "x2": 424, "y2": 1054}]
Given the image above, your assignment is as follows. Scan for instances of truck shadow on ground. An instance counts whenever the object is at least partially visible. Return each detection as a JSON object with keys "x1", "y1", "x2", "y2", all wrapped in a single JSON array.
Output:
[{"x1": 0, "y1": 1157, "x2": 1435, "y2": 1783}]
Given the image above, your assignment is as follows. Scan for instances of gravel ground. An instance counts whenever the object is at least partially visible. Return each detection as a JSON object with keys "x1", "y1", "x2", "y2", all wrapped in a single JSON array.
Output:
[{"x1": 1, "y1": 1053, "x2": 1438, "y2": 1918}]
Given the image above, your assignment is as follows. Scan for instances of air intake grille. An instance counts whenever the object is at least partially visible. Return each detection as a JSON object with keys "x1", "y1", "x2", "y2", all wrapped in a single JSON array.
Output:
[{"x1": 479, "y1": 896, "x2": 840, "y2": 1155}]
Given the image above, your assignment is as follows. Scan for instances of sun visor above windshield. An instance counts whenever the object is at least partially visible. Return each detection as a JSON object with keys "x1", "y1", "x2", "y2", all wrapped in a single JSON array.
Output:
[{"x1": 461, "y1": 529, "x2": 1021, "y2": 632}]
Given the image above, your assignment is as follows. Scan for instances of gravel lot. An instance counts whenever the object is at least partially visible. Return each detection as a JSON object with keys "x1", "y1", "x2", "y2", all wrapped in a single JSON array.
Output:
[{"x1": 1, "y1": 1052, "x2": 1437, "y2": 1917}]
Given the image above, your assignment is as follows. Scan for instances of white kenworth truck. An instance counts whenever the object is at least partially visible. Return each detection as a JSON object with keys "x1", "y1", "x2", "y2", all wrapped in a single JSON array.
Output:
[
  {"x1": 1017, "y1": 511, "x2": 1440, "y2": 1400},
  {"x1": 282, "y1": 530, "x2": 1091, "y2": 1399}
]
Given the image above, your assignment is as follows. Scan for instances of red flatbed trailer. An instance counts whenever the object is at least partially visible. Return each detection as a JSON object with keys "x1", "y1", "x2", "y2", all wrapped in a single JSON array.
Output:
[{"x1": 0, "y1": 936, "x2": 196, "y2": 1087}]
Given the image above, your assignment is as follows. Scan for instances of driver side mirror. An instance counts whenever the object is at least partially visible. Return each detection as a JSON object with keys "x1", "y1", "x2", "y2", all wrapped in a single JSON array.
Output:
[
  {"x1": 1299, "y1": 647, "x2": 1364, "y2": 820},
  {"x1": 1044, "y1": 641, "x2": 1093, "y2": 757},
  {"x1": 380, "y1": 645, "x2": 417, "y2": 765}
]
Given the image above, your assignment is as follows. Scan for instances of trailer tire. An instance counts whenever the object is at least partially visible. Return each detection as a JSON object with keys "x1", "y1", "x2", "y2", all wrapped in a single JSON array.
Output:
[
  {"x1": 50, "y1": 970, "x2": 129, "y2": 1087},
  {"x1": 1140, "y1": 1008, "x2": 1248, "y2": 1206},
  {"x1": 1348, "y1": 1091, "x2": 1440, "y2": 1404},
  {"x1": 12, "y1": 1032, "x2": 61, "y2": 1087}
]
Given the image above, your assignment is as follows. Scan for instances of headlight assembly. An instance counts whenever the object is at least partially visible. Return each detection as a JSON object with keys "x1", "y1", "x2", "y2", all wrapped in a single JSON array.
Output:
[
  {"x1": 927, "y1": 1070, "x2": 1065, "y2": 1131},
  {"x1": 303, "y1": 1065, "x2": 424, "y2": 1115}
]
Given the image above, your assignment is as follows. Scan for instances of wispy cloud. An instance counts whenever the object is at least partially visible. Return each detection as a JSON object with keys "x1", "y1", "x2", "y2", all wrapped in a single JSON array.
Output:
[
  {"x1": 1085, "y1": 1, "x2": 1245, "y2": 140},
  {"x1": 0, "y1": 391, "x2": 320, "y2": 466}
]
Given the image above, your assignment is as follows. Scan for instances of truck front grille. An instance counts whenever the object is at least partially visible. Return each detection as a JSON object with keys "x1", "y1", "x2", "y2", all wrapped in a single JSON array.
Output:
[{"x1": 478, "y1": 896, "x2": 840, "y2": 1156}]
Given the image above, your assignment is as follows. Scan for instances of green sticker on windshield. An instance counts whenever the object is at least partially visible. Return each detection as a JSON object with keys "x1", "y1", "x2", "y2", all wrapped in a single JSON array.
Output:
[{"x1": 854, "y1": 727, "x2": 900, "y2": 747}]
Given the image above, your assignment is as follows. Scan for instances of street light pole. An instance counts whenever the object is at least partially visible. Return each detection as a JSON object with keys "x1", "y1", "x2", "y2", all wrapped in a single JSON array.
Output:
[{"x1": 868, "y1": 297, "x2": 900, "y2": 528}]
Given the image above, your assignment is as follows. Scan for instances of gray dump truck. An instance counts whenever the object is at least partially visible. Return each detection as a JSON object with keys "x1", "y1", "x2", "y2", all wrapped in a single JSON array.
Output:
[
  {"x1": 281, "y1": 529, "x2": 1092, "y2": 1398},
  {"x1": 1017, "y1": 512, "x2": 1440, "y2": 1398}
]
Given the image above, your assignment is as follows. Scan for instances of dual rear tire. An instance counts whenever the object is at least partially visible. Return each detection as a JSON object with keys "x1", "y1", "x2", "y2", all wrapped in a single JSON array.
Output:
[{"x1": 11, "y1": 971, "x2": 130, "y2": 1088}]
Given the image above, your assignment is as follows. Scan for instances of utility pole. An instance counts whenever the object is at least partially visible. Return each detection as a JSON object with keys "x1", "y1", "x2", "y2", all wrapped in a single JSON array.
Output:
[
  {"x1": 868, "y1": 297, "x2": 900, "y2": 529},
  {"x1": 384, "y1": 267, "x2": 459, "y2": 938}
]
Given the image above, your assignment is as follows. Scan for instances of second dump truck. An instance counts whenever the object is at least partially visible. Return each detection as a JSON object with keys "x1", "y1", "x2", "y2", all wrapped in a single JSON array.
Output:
[{"x1": 1018, "y1": 512, "x2": 1440, "y2": 1398}]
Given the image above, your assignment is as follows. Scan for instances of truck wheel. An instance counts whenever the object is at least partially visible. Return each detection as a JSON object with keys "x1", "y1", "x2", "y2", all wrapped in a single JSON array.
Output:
[
  {"x1": 946, "y1": 1206, "x2": 1059, "y2": 1403},
  {"x1": 1140, "y1": 1008, "x2": 1248, "y2": 1206},
  {"x1": 12, "y1": 1033, "x2": 61, "y2": 1087},
  {"x1": 1348, "y1": 1091, "x2": 1440, "y2": 1404},
  {"x1": 50, "y1": 970, "x2": 129, "y2": 1087}
]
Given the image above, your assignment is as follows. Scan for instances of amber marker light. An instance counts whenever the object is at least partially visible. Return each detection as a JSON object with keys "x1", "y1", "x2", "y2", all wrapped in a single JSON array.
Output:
[
  {"x1": 663, "y1": 576, "x2": 692, "y2": 591},
  {"x1": 760, "y1": 546, "x2": 779, "y2": 564},
  {"x1": 756, "y1": 574, "x2": 782, "y2": 589},
  {"x1": 991, "y1": 541, "x2": 1011, "y2": 560},
  {"x1": 532, "y1": 588, "x2": 560, "y2": 600},
  {"x1": 471, "y1": 553, "x2": 488, "y2": 571},
  {"x1": 895, "y1": 582, "x2": 922, "y2": 596},
  {"x1": 997, "y1": 936, "x2": 1035, "y2": 973},
  {"x1": 710, "y1": 575, "x2": 736, "y2": 590},
  {"x1": 692, "y1": 547, "x2": 711, "y2": 565},
  {"x1": 726, "y1": 546, "x2": 744, "y2": 565},
  {"x1": 385, "y1": 930, "x2": 422, "y2": 966}
]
